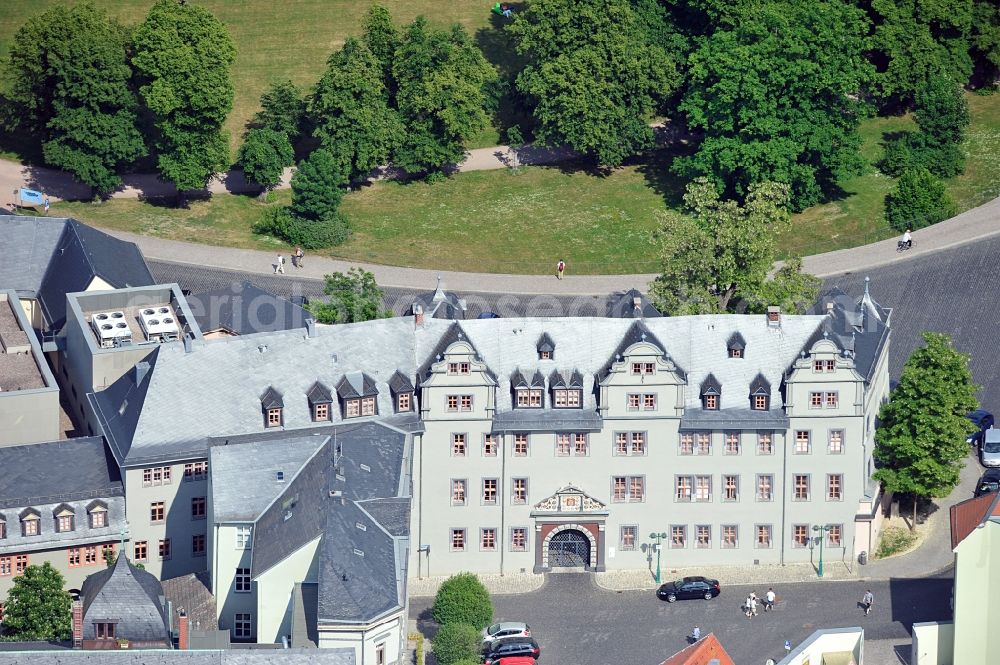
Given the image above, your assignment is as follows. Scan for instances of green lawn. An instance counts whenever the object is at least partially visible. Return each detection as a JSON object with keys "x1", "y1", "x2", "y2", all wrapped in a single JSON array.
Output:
[
  {"x1": 52, "y1": 93, "x2": 1000, "y2": 275},
  {"x1": 0, "y1": 0, "x2": 503, "y2": 154}
]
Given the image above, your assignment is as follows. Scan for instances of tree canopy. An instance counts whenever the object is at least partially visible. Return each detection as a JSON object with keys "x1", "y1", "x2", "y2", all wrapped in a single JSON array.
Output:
[
  {"x1": 3, "y1": 562, "x2": 72, "y2": 640},
  {"x1": 393, "y1": 18, "x2": 499, "y2": 175},
  {"x1": 362, "y1": 4, "x2": 399, "y2": 92},
  {"x1": 508, "y1": 0, "x2": 680, "y2": 167},
  {"x1": 252, "y1": 80, "x2": 307, "y2": 140},
  {"x1": 874, "y1": 332, "x2": 978, "y2": 525},
  {"x1": 884, "y1": 167, "x2": 956, "y2": 232},
  {"x1": 307, "y1": 268, "x2": 390, "y2": 324},
  {"x1": 869, "y1": 0, "x2": 974, "y2": 103},
  {"x1": 237, "y1": 128, "x2": 293, "y2": 190},
  {"x1": 290, "y1": 148, "x2": 348, "y2": 222},
  {"x1": 6, "y1": 2, "x2": 144, "y2": 194},
  {"x1": 310, "y1": 38, "x2": 404, "y2": 180},
  {"x1": 649, "y1": 178, "x2": 818, "y2": 314},
  {"x1": 132, "y1": 0, "x2": 236, "y2": 191}
]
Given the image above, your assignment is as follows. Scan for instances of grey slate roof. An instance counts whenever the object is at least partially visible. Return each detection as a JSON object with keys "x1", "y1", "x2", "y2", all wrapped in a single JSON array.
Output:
[
  {"x1": 536, "y1": 332, "x2": 555, "y2": 354},
  {"x1": 336, "y1": 372, "x2": 377, "y2": 399},
  {"x1": 210, "y1": 434, "x2": 328, "y2": 522},
  {"x1": 806, "y1": 283, "x2": 891, "y2": 383},
  {"x1": 679, "y1": 407, "x2": 790, "y2": 430},
  {"x1": 80, "y1": 553, "x2": 170, "y2": 643},
  {"x1": 700, "y1": 373, "x2": 722, "y2": 395},
  {"x1": 0, "y1": 437, "x2": 122, "y2": 508},
  {"x1": 492, "y1": 409, "x2": 604, "y2": 432},
  {"x1": 249, "y1": 421, "x2": 409, "y2": 626},
  {"x1": 727, "y1": 331, "x2": 747, "y2": 351},
  {"x1": 607, "y1": 288, "x2": 662, "y2": 318},
  {"x1": 549, "y1": 369, "x2": 583, "y2": 388},
  {"x1": 0, "y1": 216, "x2": 67, "y2": 296},
  {"x1": 37, "y1": 218, "x2": 154, "y2": 327},
  {"x1": 307, "y1": 381, "x2": 333, "y2": 404},
  {"x1": 750, "y1": 373, "x2": 770, "y2": 395},
  {"x1": 388, "y1": 370, "x2": 413, "y2": 395},
  {"x1": 90, "y1": 351, "x2": 159, "y2": 465},
  {"x1": 260, "y1": 387, "x2": 284, "y2": 409},
  {"x1": 0, "y1": 649, "x2": 357, "y2": 665},
  {"x1": 185, "y1": 281, "x2": 312, "y2": 335}
]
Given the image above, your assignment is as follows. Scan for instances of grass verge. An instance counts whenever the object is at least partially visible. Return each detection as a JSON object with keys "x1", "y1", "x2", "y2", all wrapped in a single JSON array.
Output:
[{"x1": 873, "y1": 525, "x2": 919, "y2": 560}]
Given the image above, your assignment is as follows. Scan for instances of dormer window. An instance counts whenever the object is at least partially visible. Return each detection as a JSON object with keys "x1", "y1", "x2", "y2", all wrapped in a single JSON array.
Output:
[
  {"x1": 727, "y1": 332, "x2": 746, "y2": 358},
  {"x1": 344, "y1": 396, "x2": 377, "y2": 418},
  {"x1": 54, "y1": 505, "x2": 75, "y2": 533},
  {"x1": 389, "y1": 371, "x2": 415, "y2": 413},
  {"x1": 537, "y1": 333, "x2": 555, "y2": 360},
  {"x1": 700, "y1": 374, "x2": 721, "y2": 411},
  {"x1": 397, "y1": 392, "x2": 412, "y2": 412},
  {"x1": 87, "y1": 501, "x2": 108, "y2": 529},
  {"x1": 338, "y1": 372, "x2": 379, "y2": 419},
  {"x1": 307, "y1": 381, "x2": 333, "y2": 422},
  {"x1": 813, "y1": 359, "x2": 836, "y2": 372},
  {"x1": 631, "y1": 362, "x2": 655, "y2": 375},
  {"x1": 261, "y1": 387, "x2": 284, "y2": 428},
  {"x1": 20, "y1": 509, "x2": 40, "y2": 537},
  {"x1": 516, "y1": 389, "x2": 543, "y2": 408},
  {"x1": 447, "y1": 362, "x2": 470, "y2": 375},
  {"x1": 553, "y1": 389, "x2": 581, "y2": 408},
  {"x1": 512, "y1": 370, "x2": 544, "y2": 408},
  {"x1": 0, "y1": 516, "x2": 6, "y2": 539},
  {"x1": 750, "y1": 373, "x2": 771, "y2": 411}
]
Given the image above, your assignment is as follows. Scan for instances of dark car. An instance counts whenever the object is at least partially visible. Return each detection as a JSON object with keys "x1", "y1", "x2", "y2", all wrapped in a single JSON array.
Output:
[
  {"x1": 656, "y1": 576, "x2": 721, "y2": 603},
  {"x1": 975, "y1": 468, "x2": 1000, "y2": 497},
  {"x1": 967, "y1": 410, "x2": 995, "y2": 445},
  {"x1": 484, "y1": 657, "x2": 536, "y2": 665},
  {"x1": 483, "y1": 636, "x2": 540, "y2": 662}
]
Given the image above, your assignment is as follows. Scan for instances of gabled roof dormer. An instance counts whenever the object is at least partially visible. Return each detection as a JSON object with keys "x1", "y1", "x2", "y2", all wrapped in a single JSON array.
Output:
[
  {"x1": 749, "y1": 373, "x2": 771, "y2": 410},
  {"x1": 388, "y1": 371, "x2": 415, "y2": 413},
  {"x1": 602, "y1": 320, "x2": 683, "y2": 380},
  {"x1": 337, "y1": 372, "x2": 378, "y2": 418},
  {"x1": 307, "y1": 381, "x2": 333, "y2": 422},
  {"x1": 511, "y1": 369, "x2": 544, "y2": 408},
  {"x1": 727, "y1": 332, "x2": 746, "y2": 358},
  {"x1": 419, "y1": 322, "x2": 495, "y2": 383},
  {"x1": 549, "y1": 369, "x2": 583, "y2": 389},
  {"x1": 536, "y1": 333, "x2": 555, "y2": 360},
  {"x1": 261, "y1": 387, "x2": 284, "y2": 428},
  {"x1": 700, "y1": 374, "x2": 721, "y2": 410},
  {"x1": 549, "y1": 369, "x2": 584, "y2": 409}
]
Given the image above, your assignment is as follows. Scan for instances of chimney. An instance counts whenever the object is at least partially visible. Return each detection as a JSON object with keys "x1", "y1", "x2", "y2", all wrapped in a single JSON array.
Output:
[
  {"x1": 766, "y1": 306, "x2": 781, "y2": 328},
  {"x1": 183, "y1": 336, "x2": 193, "y2": 354},
  {"x1": 825, "y1": 301, "x2": 835, "y2": 315},
  {"x1": 413, "y1": 304, "x2": 424, "y2": 327},
  {"x1": 134, "y1": 361, "x2": 150, "y2": 386},
  {"x1": 177, "y1": 610, "x2": 189, "y2": 650},
  {"x1": 305, "y1": 318, "x2": 317, "y2": 338},
  {"x1": 72, "y1": 600, "x2": 83, "y2": 647}
]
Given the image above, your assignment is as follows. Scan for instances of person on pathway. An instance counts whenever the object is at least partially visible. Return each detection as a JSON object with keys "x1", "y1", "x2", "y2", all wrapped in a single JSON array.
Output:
[
  {"x1": 294, "y1": 246, "x2": 304, "y2": 269},
  {"x1": 765, "y1": 588, "x2": 776, "y2": 612},
  {"x1": 556, "y1": 259, "x2": 566, "y2": 280},
  {"x1": 274, "y1": 254, "x2": 285, "y2": 274},
  {"x1": 750, "y1": 595, "x2": 758, "y2": 618},
  {"x1": 43, "y1": 196, "x2": 50, "y2": 215},
  {"x1": 902, "y1": 229, "x2": 912, "y2": 249},
  {"x1": 861, "y1": 589, "x2": 874, "y2": 615},
  {"x1": 691, "y1": 625, "x2": 700, "y2": 643},
  {"x1": 784, "y1": 640, "x2": 791, "y2": 655}
]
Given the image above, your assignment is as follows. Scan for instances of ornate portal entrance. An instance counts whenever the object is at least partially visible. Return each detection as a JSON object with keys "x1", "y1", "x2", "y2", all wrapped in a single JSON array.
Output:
[
  {"x1": 547, "y1": 529, "x2": 591, "y2": 568},
  {"x1": 532, "y1": 485, "x2": 608, "y2": 573}
]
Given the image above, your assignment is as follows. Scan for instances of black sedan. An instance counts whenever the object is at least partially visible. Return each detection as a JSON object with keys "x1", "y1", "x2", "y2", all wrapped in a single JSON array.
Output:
[
  {"x1": 975, "y1": 468, "x2": 1000, "y2": 497},
  {"x1": 967, "y1": 410, "x2": 995, "y2": 446},
  {"x1": 656, "y1": 576, "x2": 721, "y2": 602},
  {"x1": 483, "y1": 636, "x2": 541, "y2": 662}
]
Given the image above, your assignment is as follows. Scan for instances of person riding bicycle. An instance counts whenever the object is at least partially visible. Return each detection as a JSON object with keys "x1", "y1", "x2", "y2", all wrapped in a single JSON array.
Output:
[{"x1": 899, "y1": 229, "x2": 912, "y2": 250}]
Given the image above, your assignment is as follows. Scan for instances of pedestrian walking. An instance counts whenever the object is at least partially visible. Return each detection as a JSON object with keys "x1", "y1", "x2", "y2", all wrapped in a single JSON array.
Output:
[
  {"x1": 294, "y1": 246, "x2": 304, "y2": 269},
  {"x1": 765, "y1": 587, "x2": 776, "y2": 612},
  {"x1": 691, "y1": 625, "x2": 700, "y2": 643},
  {"x1": 861, "y1": 589, "x2": 874, "y2": 616},
  {"x1": 274, "y1": 253, "x2": 285, "y2": 274},
  {"x1": 43, "y1": 196, "x2": 50, "y2": 215},
  {"x1": 750, "y1": 596, "x2": 758, "y2": 618},
  {"x1": 556, "y1": 259, "x2": 566, "y2": 280},
  {"x1": 784, "y1": 640, "x2": 791, "y2": 655}
]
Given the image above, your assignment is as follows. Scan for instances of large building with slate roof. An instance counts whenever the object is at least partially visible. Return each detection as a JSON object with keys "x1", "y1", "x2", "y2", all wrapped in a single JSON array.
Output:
[
  {"x1": 77, "y1": 553, "x2": 171, "y2": 648},
  {"x1": 0, "y1": 437, "x2": 125, "y2": 601},
  {"x1": 86, "y1": 284, "x2": 891, "y2": 654}
]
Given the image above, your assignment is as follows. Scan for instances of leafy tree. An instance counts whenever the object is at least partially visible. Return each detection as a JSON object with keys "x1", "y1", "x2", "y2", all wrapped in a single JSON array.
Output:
[
  {"x1": 251, "y1": 80, "x2": 307, "y2": 140},
  {"x1": 508, "y1": 0, "x2": 680, "y2": 167},
  {"x1": 505, "y1": 125, "x2": 524, "y2": 173},
  {"x1": 650, "y1": 178, "x2": 817, "y2": 314},
  {"x1": 362, "y1": 4, "x2": 399, "y2": 92},
  {"x1": 742, "y1": 257, "x2": 821, "y2": 315},
  {"x1": 307, "y1": 268, "x2": 390, "y2": 324},
  {"x1": 884, "y1": 167, "x2": 956, "y2": 232},
  {"x1": 290, "y1": 148, "x2": 348, "y2": 222},
  {"x1": 5, "y1": 2, "x2": 145, "y2": 194},
  {"x1": 874, "y1": 332, "x2": 978, "y2": 527},
  {"x1": 310, "y1": 38, "x2": 404, "y2": 180},
  {"x1": 675, "y1": 1, "x2": 873, "y2": 210},
  {"x1": 432, "y1": 623, "x2": 481, "y2": 665},
  {"x1": 880, "y1": 76, "x2": 970, "y2": 178},
  {"x1": 132, "y1": 0, "x2": 236, "y2": 191},
  {"x1": 972, "y1": 0, "x2": 1000, "y2": 74},
  {"x1": 431, "y1": 572, "x2": 493, "y2": 630},
  {"x1": 237, "y1": 128, "x2": 293, "y2": 190},
  {"x1": 3, "y1": 562, "x2": 72, "y2": 640},
  {"x1": 869, "y1": 0, "x2": 974, "y2": 103},
  {"x1": 393, "y1": 18, "x2": 499, "y2": 175}
]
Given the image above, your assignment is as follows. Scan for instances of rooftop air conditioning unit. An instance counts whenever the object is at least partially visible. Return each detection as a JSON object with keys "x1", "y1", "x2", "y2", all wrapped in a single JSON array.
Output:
[
  {"x1": 91, "y1": 311, "x2": 131, "y2": 348},
  {"x1": 139, "y1": 305, "x2": 180, "y2": 342}
]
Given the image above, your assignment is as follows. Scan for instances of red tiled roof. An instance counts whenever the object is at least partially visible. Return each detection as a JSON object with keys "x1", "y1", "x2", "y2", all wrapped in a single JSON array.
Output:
[
  {"x1": 950, "y1": 492, "x2": 1000, "y2": 550},
  {"x1": 660, "y1": 634, "x2": 735, "y2": 665}
]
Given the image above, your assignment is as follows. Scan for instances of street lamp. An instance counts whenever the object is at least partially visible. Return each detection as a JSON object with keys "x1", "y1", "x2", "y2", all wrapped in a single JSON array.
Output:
[
  {"x1": 649, "y1": 532, "x2": 667, "y2": 584},
  {"x1": 812, "y1": 524, "x2": 832, "y2": 577}
]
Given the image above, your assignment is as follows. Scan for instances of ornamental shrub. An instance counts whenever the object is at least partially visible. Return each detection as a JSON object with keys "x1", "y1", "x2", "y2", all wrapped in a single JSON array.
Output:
[
  {"x1": 884, "y1": 167, "x2": 956, "y2": 232},
  {"x1": 253, "y1": 207, "x2": 350, "y2": 249},
  {"x1": 431, "y1": 623, "x2": 480, "y2": 665},
  {"x1": 431, "y1": 572, "x2": 493, "y2": 629}
]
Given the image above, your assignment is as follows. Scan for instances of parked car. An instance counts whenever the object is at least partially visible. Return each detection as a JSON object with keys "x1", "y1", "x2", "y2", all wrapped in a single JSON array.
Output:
[
  {"x1": 656, "y1": 576, "x2": 721, "y2": 603},
  {"x1": 484, "y1": 656, "x2": 536, "y2": 665},
  {"x1": 967, "y1": 410, "x2": 995, "y2": 445},
  {"x1": 981, "y1": 429, "x2": 1000, "y2": 467},
  {"x1": 975, "y1": 468, "x2": 1000, "y2": 497},
  {"x1": 483, "y1": 636, "x2": 540, "y2": 661},
  {"x1": 482, "y1": 622, "x2": 531, "y2": 645}
]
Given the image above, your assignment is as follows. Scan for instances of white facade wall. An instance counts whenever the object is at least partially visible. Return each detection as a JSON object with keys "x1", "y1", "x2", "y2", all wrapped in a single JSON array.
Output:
[
  {"x1": 254, "y1": 537, "x2": 321, "y2": 644},
  {"x1": 317, "y1": 612, "x2": 406, "y2": 665},
  {"x1": 210, "y1": 522, "x2": 255, "y2": 639}
]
